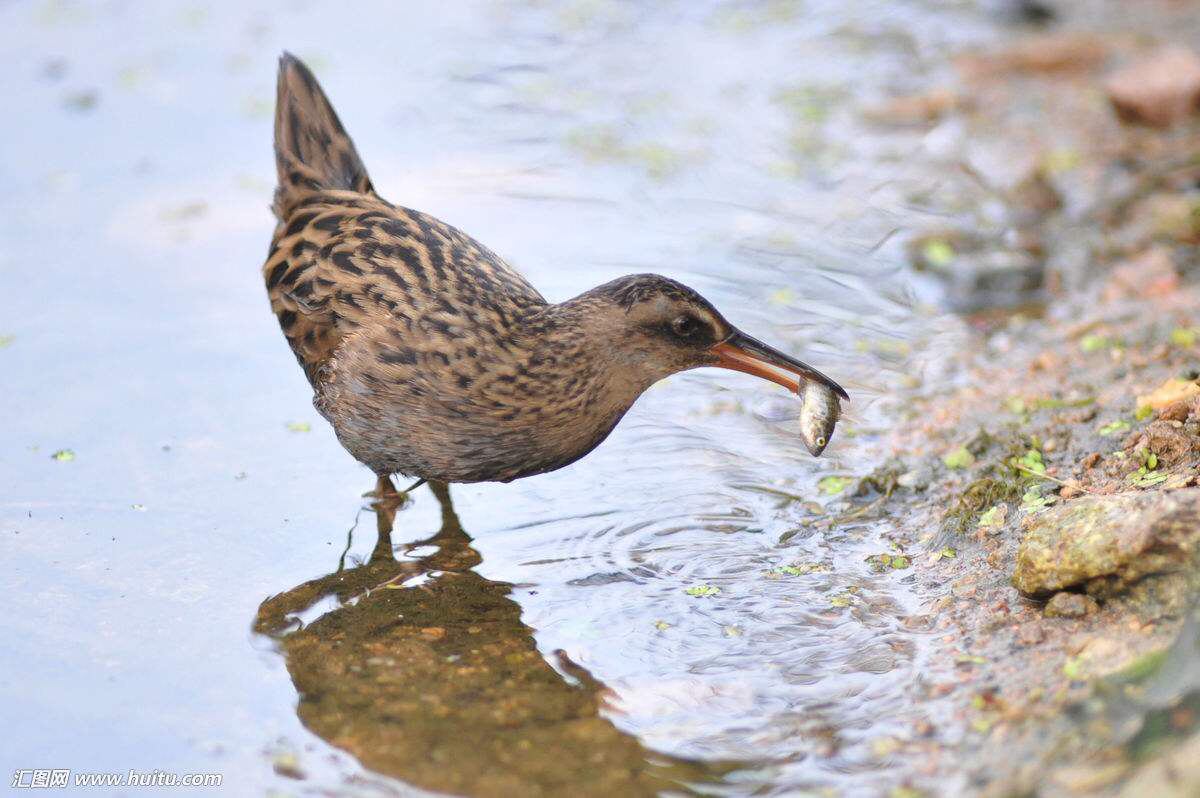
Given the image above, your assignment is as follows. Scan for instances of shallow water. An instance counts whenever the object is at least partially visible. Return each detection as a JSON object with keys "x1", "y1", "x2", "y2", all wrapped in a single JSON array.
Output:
[{"x1": 2, "y1": 1, "x2": 1026, "y2": 794}]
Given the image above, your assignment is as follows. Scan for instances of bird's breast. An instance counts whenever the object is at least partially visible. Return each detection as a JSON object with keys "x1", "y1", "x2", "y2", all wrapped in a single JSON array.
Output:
[{"x1": 321, "y1": 334, "x2": 641, "y2": 483}]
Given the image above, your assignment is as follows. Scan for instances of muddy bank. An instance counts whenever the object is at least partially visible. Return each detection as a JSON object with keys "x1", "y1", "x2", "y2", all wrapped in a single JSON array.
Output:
[
  {"x1": 837, "y1": 20, "x2": 1200, "y2": 794},
  {"x1": 877, "y1": 287, "x2": 1200, "y2": 796}
]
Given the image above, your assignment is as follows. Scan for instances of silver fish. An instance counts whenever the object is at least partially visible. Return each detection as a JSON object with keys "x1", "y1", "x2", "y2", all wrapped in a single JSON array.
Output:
[{"x1": 798, "y1": 380, "x2": 841, "y2": 457}]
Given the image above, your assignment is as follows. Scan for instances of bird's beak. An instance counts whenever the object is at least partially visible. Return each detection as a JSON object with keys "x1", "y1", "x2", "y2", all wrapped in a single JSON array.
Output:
[{"x1": 709, "y1": 330, "x2": 849, "y2": 400}]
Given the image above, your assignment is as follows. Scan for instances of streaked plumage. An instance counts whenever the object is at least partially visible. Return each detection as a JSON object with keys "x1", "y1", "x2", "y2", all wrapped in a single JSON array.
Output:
[{"x1": 264, "y1": 53, "x2": 846, "y2": 489}]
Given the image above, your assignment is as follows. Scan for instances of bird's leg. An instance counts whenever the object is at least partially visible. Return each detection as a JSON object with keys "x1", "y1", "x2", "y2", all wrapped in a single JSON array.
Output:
[
  {"x1": 364, "y1": 474, "x2": 427, "y2": 509},
  {"x1": 365, "y1": 474, "x2": 400, "y2": 501}
]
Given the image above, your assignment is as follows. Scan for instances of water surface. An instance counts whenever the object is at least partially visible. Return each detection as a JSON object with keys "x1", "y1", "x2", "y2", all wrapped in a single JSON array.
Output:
[{"x1": 3, "y1": 1, "x2": 1011, "y2": 794}]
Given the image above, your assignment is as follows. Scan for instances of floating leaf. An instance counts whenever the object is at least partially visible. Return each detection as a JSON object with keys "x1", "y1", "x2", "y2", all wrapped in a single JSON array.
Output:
[
  {"x1": 942, "y1": 446, "x2": 975, "y2": 469},
  {"x1": 921, "y1": 239, "x2": 955, "y2": 268},
  {"x1": 768, "y1": 286, "x2": 795, "y2": 306},
  {"x1": 1041, "y1": 148, "x2": 1080, "y2": 174},
  {"x1": 773, "y1": 561, "x2": 832, "y2": 576},
  {"x1": 0, "y1": 334, "x2": 14, "y2": 348},
  {"x1": 653, "y1": 620, "x2": 671, "y2": 631},
  {"x1": 1079, "y1": 334, "x2": 1110, "y2": 353},
  {"x1": 51, "y1": 449, "x2": 75, "y2": 462},
  {"x1": 1098, "y1": 420, "x2": 1130, "y2": 437},
  {"x1": 829, "y1": 592, "x2": 852, "y2": 608},
  {"x1": 956, "y1": 654, "x2": 986, "y2": 665},
  {"x1": 684, "y1": 585, "x2": 721, "y2": 598},
  {"x1": 871, "y1": 736, "x2": 902, "y2": 758},
  {"x1": 63, "y1": 89, "x2": 98, "y2": 112},
  {"x1": 1031, "y1": 396, "x2": 1095, "y2": 410},
  {"x1": 818, "y1": 475, "x2": 852, "y2": 496},
  {"x1": 931, "y1": 547, "x2": 958, "y2": 562},
  {"x1": 890, "y1": 788, "x2": 923, "y2": 798},
  {"x1": 970, "y1": 717, "x2": 996, "y2": 734},
  {"x1": 131, "y1": 504, "x2": 147, "y2": 511},
  {"x1": 866, "y1": 553, "x2": 912, "y2": 572},
  {"x1": 1169, "y1": 327, "x2": 1198, "y2": 348},
  {"x1": 286, "y1": 421, "x2": 312, "y2": 433}
]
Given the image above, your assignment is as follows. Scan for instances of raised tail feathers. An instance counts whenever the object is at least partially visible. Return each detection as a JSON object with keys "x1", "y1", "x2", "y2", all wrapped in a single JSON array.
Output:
[{"x1": 273, "y1": 52, "x2": 374, "y2": 218}]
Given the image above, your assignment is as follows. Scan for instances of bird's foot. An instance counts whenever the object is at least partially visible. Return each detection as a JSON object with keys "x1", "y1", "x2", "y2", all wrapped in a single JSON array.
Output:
[
  {"x1": 364, "y1": 474, "x2": 400, "y2": 499},
  {"x1": 363, "y1": 475, "x2": 426, "y2": 510},
  {"x1": 364, "y1": 475, "x2": 407, "y2": 510}
]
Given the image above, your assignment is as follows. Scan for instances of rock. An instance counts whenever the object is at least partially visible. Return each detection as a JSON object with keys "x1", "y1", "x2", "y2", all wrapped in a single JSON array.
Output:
[
  {"x1": 1121, "y1": 420, "x2": 1200, "y2": 469},
  {"x1": 1051, "y1": 762, "x2": 1130, "y2": 794},
  {"x1": 897, "y1": 465, "x2": 932, "y2": 491},
  {"x1": 957, "y1": 33, "x2": 1108, "y2": 80},
  {"x1": 864, "y1": 87, "x2": 959, "y2": 126},
  {"x1": 1059, "y1": 481, "x2": 1084, "y2": 499},
  {"x1": 1130, "y1": 193, "x2": 1200, "y2": 246},
  {"x1": 1012, "y1": 490, "x2": 1200, "y2": 597},
  {"x1": 1106, "y1": 45, "x2": 1200, "y2": 127},
  {"x1": 989, "y1": 0, "x2": 1057, "y2": 27},
  {"x1": 1016, "y1": 622, "x2": 1045, "y2": 646},
  {"x1": 1138, "y1": 377, "x2": 1200, "y2": 415},
  {"x1": 1117, "y1": 731, "x2": 1200, "y2": 798},
  {"x1": 1157, "y1": 398, "x2": 1197, "y2": 423},
  {"x1": 1043, "y1": 591, "x2": 1099, "y2": 618},
  {"x1": 908, "y1": 231, "x2": 1044, "y2": 313},
  {"x1": 1102, "y1": 247, "x2": 1180, "y2": 302},
  {"x1": 1008, "y1": 167, "x2": 1063, "y2": 227}
]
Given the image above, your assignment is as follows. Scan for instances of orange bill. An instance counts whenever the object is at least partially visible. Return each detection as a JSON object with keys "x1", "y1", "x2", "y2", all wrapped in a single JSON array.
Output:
[{"x1": 709, "y1": 330, "x2": 848, "y2": 400}]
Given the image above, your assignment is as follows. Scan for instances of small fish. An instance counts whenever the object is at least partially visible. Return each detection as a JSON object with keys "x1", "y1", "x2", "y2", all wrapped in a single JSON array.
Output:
[{"x1": 798, "y1": 380, "x2": 841, "y2": 457}]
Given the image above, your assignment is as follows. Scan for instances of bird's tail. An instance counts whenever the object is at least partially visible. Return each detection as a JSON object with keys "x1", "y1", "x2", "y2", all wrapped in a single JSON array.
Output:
[{"x1": 272, "y1": 52, "x2": 374, "y2": 219}]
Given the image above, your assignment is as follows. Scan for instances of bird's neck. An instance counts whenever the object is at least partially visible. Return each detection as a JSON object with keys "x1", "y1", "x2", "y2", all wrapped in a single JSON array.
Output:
[{"x1": 505, "y1": 300, "x2": 653, "y2": 469}]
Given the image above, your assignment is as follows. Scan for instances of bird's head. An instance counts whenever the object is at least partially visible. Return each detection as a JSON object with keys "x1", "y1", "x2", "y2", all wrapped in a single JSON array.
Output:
[{"x1": 568, "y1": 274, "x2": 848, "y2": 399}]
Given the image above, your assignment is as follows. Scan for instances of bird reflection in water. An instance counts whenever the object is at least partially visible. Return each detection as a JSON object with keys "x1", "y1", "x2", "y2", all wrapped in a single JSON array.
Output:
[{"x1": 255, "y1": 485, "x2": 732, "y2": 797}]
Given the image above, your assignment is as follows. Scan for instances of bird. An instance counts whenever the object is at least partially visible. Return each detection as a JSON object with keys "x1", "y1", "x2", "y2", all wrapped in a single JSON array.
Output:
[{"x1": 264, "y1": 53, "x2": 847, "y2": 500}]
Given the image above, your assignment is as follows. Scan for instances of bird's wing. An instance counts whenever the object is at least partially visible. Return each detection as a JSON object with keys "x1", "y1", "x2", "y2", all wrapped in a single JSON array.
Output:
[{"x1": 263, "y1": 194, "x2": 546, "y2": 387}]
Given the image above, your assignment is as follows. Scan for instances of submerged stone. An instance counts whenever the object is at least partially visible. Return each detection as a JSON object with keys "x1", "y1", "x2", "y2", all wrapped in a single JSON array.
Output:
[
  {"x1": 1012, "y1": 490, "x2": 1200, "y2": 597},
  {"x1": 1106, "y1": 45, "x2": 1200, "y2": 128}
]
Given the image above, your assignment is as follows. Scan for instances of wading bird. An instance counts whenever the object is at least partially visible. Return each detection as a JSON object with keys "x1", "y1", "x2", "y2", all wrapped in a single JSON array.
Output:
[{"x1": 264, "y1": 53, "x2": 846, "y2": 500}]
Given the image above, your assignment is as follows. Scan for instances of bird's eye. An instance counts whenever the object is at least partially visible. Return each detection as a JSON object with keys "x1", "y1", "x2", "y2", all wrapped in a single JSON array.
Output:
[{"x1": 670, "y1": 315, "x2": 699, "y2": 337}]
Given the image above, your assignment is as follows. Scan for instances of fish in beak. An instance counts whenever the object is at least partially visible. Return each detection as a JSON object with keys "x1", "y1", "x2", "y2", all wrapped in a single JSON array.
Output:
[{"x1": 709, "y1": 330, "x2": 848, "y2": 457}]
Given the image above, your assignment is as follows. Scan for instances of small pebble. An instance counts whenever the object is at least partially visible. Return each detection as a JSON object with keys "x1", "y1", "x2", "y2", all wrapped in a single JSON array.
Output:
[
  {"x1": 1016, "y1": 622, "x2": 1046, "y2": 646},
  {"x1": 1059, "y1": 482, "x2": 1084, "y2": 499},
  {"x1": 1043, "y1": 591, "x2": 1099, "y2": 618}
]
